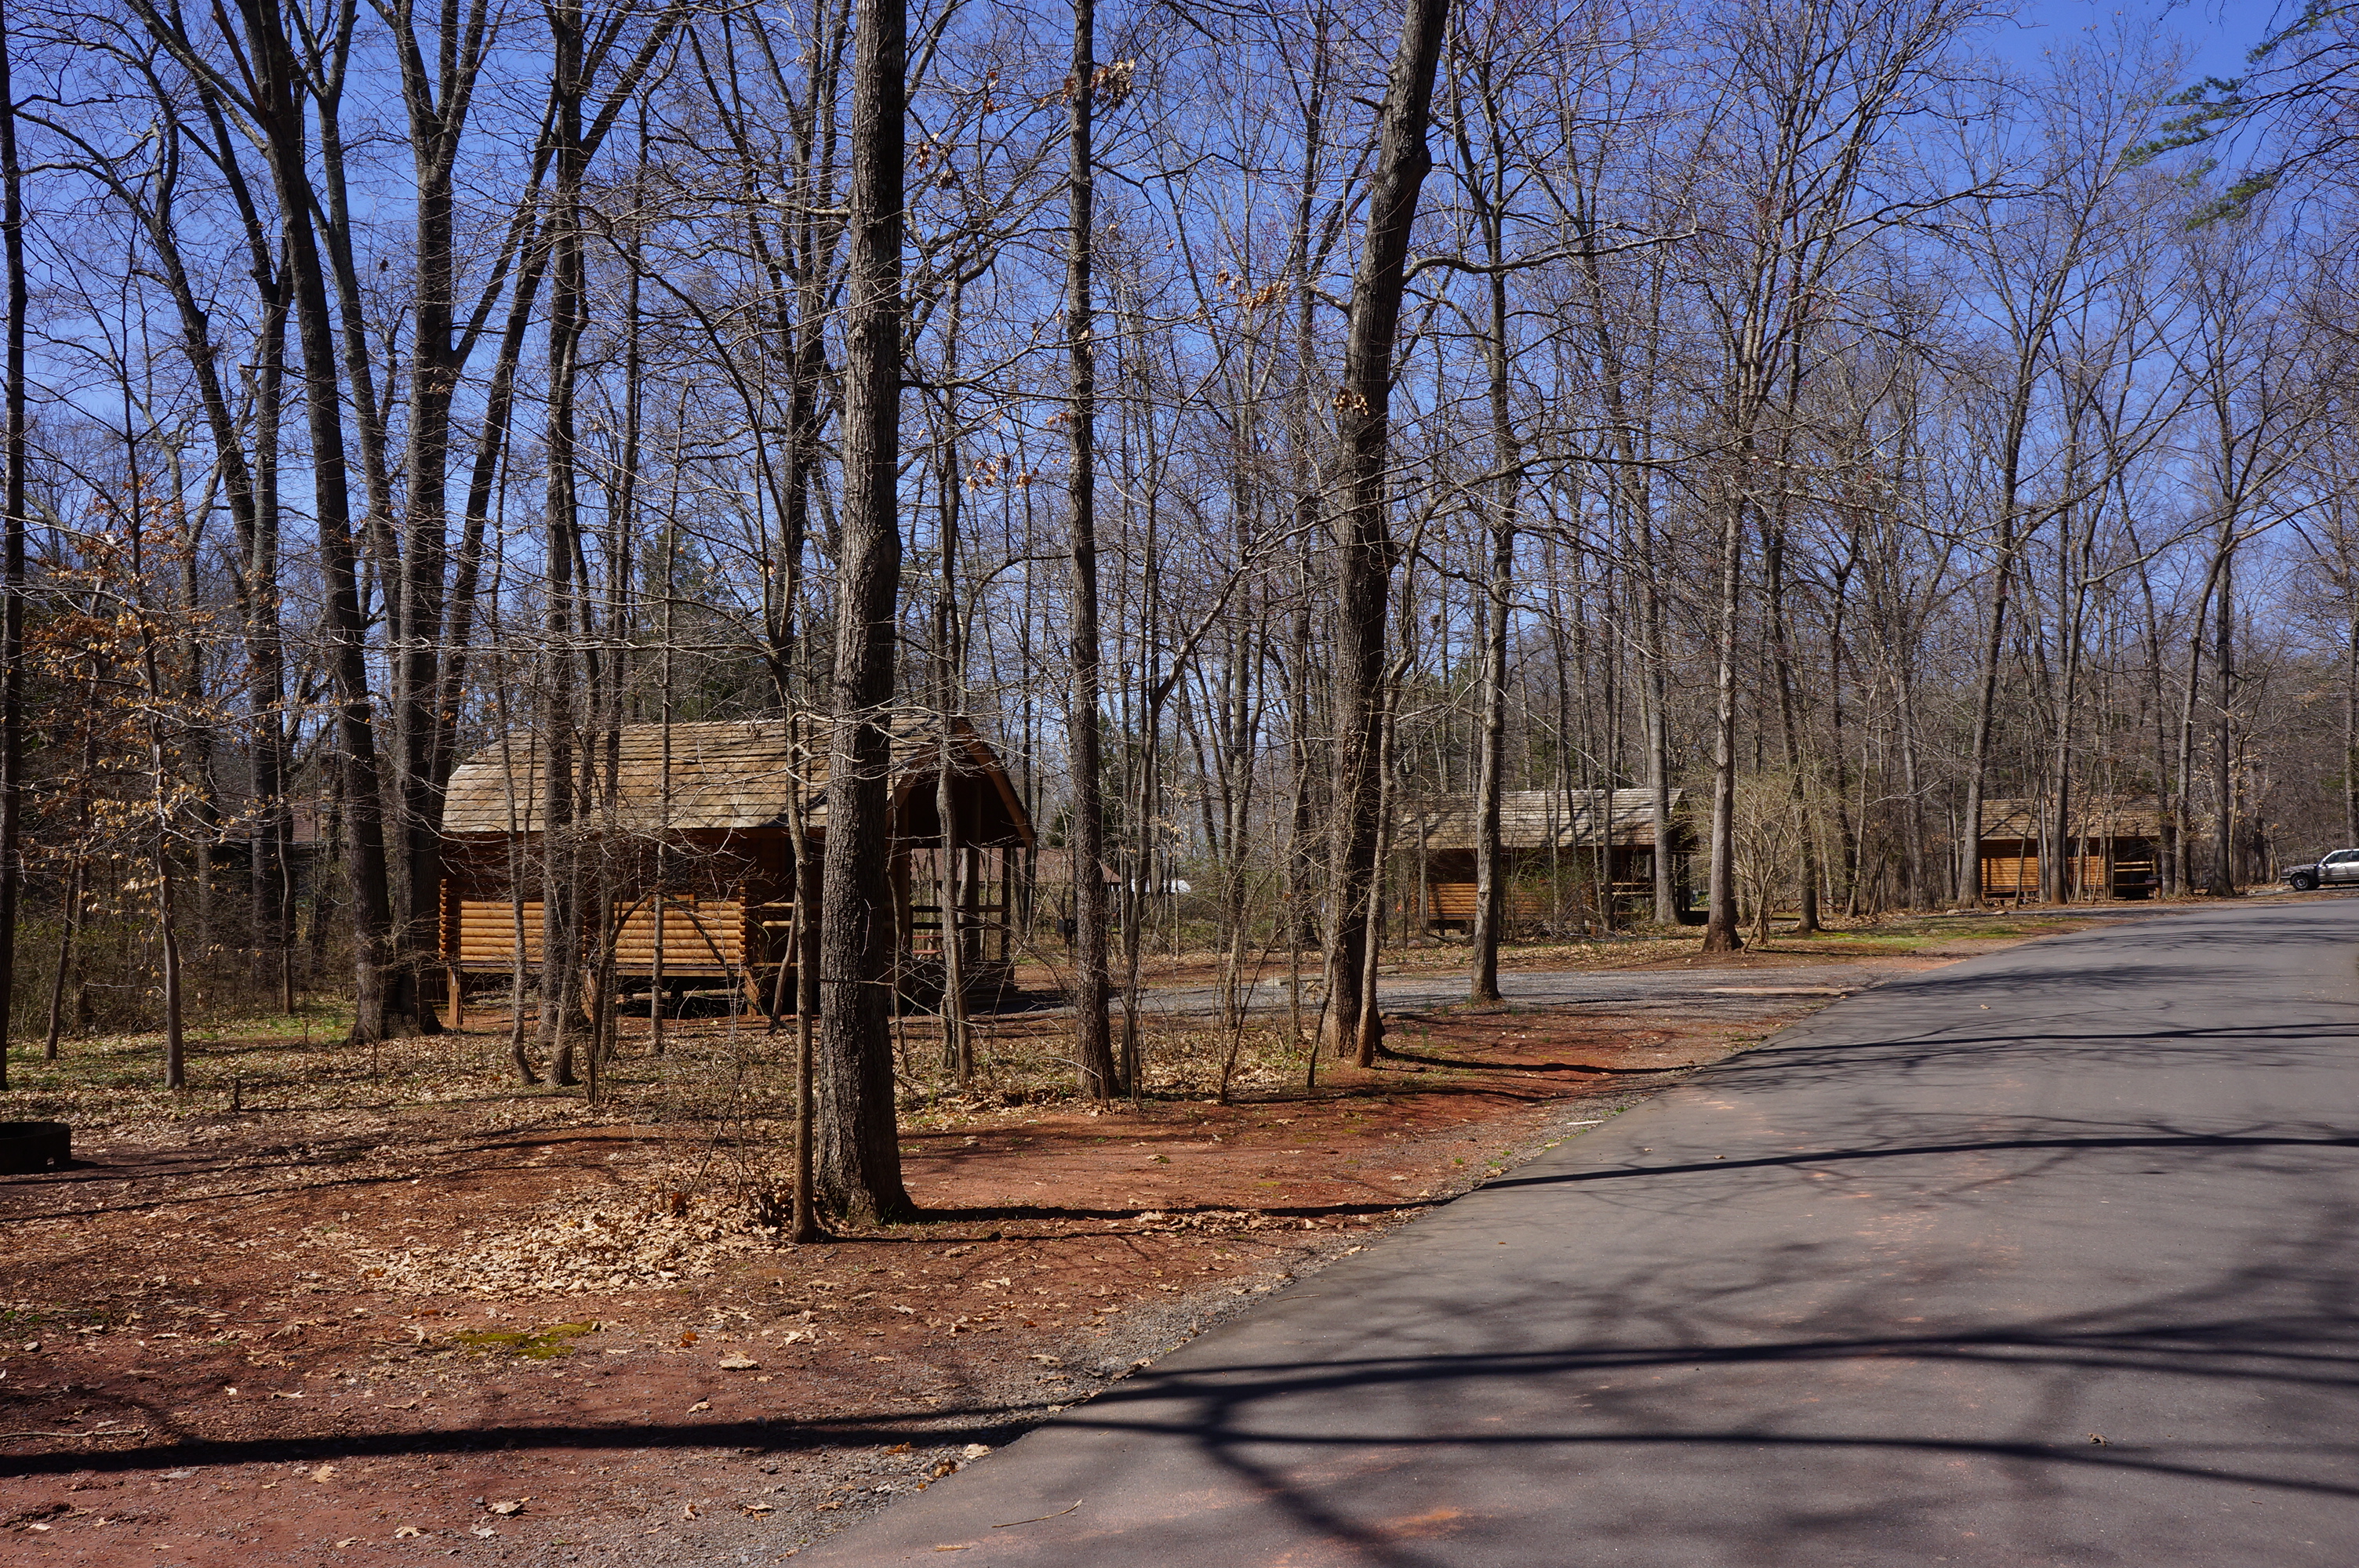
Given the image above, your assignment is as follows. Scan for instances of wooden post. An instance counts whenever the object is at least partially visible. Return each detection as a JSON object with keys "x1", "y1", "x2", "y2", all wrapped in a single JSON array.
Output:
[
  {"x1": 998, "y1": 845, "x2": 1012, "y2": 963},
  {"x1": 650, "y1": 887, "x2": 666, "y2": 1054}
]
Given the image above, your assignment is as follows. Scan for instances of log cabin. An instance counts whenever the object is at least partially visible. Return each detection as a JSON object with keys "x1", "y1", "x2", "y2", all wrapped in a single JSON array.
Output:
[
  {"x1": 438, "y1": 715, "x2": 1034, "y2": 1004},
  {"x1": 1404, "y1": 788, "x2": 1695, "y2": 933},
  {"x1": 1976, "y1": 797, "x2": 2161, "y2": 902}
]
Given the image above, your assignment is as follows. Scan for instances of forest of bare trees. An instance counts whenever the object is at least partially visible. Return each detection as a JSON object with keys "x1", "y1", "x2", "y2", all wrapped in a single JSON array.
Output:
[{"x1": 2, "y1": 0, "x2": 2357, "y2": 1219}]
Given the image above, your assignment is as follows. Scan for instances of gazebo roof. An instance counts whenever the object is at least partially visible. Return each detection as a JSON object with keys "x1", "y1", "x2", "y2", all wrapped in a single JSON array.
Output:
[
  {"x1": 1976, "y1": 797, "x2": 2163, "y2": 840},
  {"x1": 440, "y1": 714, "x2": 1032, "y2": 846},
  {"x1": 1405, "y1": 789, "x2": 1687, "y2": 853}
]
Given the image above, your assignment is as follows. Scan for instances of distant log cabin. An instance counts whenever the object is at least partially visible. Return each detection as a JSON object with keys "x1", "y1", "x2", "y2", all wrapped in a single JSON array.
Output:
[
  {"x1": 1405, "y1": 789, "x2": 1694, "y2": 932},
  {"x1": 438, "y1": 716, "x2": 1034, "y2": 1002},
  {"x1": 1976, "y1": 797, "x2": 2161, "y2": 902}
]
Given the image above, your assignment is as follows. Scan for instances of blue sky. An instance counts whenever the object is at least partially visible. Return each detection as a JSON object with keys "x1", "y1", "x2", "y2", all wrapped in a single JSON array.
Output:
[{"x1": 1997, "y1": 1, "x2": 2274, "y2": 82}]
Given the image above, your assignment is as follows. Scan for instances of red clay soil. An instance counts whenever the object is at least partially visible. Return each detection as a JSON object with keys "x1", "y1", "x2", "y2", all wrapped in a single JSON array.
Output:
[{"x1": 0, "y1": 949, "x2": 1972, "y2": 1565}]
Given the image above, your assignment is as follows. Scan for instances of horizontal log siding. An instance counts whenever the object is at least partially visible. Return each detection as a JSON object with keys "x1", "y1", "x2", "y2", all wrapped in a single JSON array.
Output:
[{"x1": 448, "y1": 894, "x2": 764, "y2": 975}]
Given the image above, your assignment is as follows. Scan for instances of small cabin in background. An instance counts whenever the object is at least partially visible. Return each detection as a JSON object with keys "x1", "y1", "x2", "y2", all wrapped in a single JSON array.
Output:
[
  {"x1": 1405, "y1": 788, "x2": 1693, "y2": 932},
  {"x1": 438, "y1": 715, "x2": 1034, "y2": 1004},
  {"x1": 1976, "y1": 797, "x2": 2161, "y2": 902}
]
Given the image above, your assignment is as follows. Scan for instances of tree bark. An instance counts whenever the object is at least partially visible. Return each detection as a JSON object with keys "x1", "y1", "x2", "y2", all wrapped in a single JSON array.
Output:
[
  {"x1": 1463, "y1": 62, "x2": 1516, "y2": 1002},
  {"x1": 2209, "y1": 540, "x2": 2237, "y2": 895},
  {"x1": 385, "y1": 0, "x2": 504, "y2": 1039},
  {"x1": 271, "y1": 37, "x2": 398, "y2": 1045},
  {"x1": 0, "y1": 14, "x2": 24, "y2": 1091},
  {"x1": 816, "y1": 0, "x2": 914, "y2": 1224},
  {"x1": 1767, "y1": 509, "x2": 1820, "y2": 932},
  {"x1": 1699, "y1": 473, "x2": 1745, "y2": 953},
  {"x1": 1321, "y1": 0, "x2": 1451, "y2": 1066},
  {"x1": 1065, "y1": 0, "x2": 1117, "y2": 1098},
  {"x1": 125, "y1": 0, "x2": 402, "y2": 1042},
  {"x1": 540, "y1": 0, "x2": 587, "y2": 1081}
]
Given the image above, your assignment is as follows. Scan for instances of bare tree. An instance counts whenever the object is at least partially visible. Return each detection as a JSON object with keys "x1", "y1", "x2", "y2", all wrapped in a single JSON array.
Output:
[
  {"x1": 0, "y1": 8, "x2": 24, "y2": 1091},
  {"x1": 1689, "y1": 0, "x2": 1979, "y2": 951},
  {"x1": 1065, "y1": 0, "x2": 1117, "y2": 1098},
  {"x1": 1323, "y1": 0, "x2": 1451, "y2": 1067},
  {"x1": 816, "y1": 0, "x2": 913, "y2": 1224}
]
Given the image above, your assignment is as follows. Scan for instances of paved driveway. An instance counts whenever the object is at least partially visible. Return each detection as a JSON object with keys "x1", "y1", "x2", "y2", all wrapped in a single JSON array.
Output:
[
  {"x1": 805, "y1": 900, "x2": 2359, "y2": 1566},
  {"x1": 1017, "y1": 956, "x2": 1902, "y2": 1026}
]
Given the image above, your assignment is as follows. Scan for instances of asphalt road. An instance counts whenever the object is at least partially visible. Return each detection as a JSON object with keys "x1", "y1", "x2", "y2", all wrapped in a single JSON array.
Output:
[
  {"x1": 805, "y1": 900, "x2": 2359, "y2": 1566},
  {"x1": 1009, "y1": 957, "x2": 1902, "y2": 1024}
]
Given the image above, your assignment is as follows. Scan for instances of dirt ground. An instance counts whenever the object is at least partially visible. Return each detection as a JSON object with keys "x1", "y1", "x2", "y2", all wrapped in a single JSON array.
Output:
[{"x1": 0, "y1": 916, "x2": 2117, "y2": 1564}]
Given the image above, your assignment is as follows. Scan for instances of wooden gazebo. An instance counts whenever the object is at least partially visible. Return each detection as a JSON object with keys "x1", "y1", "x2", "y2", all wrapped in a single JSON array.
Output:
[
  {"x1": 1404, "y1": 788, "x2": 1693, "y2": 931},
  {"x1": 437, "y1": 715, "x2": 1034, "y2": 999},
  {"x1": 1976, "y1": 797, "x2": 2161, "y2": 902}
]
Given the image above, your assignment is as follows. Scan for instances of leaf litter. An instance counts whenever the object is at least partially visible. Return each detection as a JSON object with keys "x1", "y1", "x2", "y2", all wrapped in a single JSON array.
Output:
[{"x1": 0, "y1": 967, "x2": 1914, "y2": 1563}]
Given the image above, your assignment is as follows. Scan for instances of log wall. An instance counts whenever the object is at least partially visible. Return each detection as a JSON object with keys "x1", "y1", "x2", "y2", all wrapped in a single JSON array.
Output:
[{"x1": 445, "y1": 891, "x2": 768, "y2": 976}]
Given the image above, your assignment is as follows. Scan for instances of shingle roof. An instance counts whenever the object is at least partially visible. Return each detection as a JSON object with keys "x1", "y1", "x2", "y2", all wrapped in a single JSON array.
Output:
[
  {"x1": 1405, "y1": 788, "x2": 1687, "y2": 852},
  {"x1": 1976, "y1": 797, "x2": 2164, "y2": 840},
  {"x1": 441, "y1": 714, "x2": 1020, "y2": 838}
]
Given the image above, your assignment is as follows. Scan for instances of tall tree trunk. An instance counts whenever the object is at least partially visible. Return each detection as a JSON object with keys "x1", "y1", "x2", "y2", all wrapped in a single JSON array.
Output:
[
  {"x1": 1699, "y1": 474, "x2": 1745, "y2": 953},
  {"x1": 934, "y1": 459, "x2": 969, "y2": 1083},
  {"x1": 1959, "y1": 511, "x2": 2016, "y2": 915},
  {"x1": 2346, "y1": 609, "x2": 2357, "y2": 847},
  {"x1": 1065, "y1": 0, "x2": 1117, "y2": 1098},
  {"x1": 1767, "y1": 512, "x2": 1820, "y2": 932},
  {"x1": 259, "y1": 16, "x2": 398, "y2": 1044},
  {"x1": 0, "y1": 15, "x2": 24, "y2": 1091},
  {"x1": 1572, "y1": 200, "x2": 1674, "y2": 926},
  {"x1": 1465, "y1": 80, "x2": 1516, "y2": 1001},
  {"x1": 2209, "y1": 540, "x2": 2237, "y2": 895},
  {"x1": 105, "y1": 100, "x2": 295, "y2": 1003},
  {"x1": 2175, "y1": 617, "x2": 2203, "y2": 894},
  {"x1": 121, "y1": 0, "x2": 402, "y2": 1036},
  {"x1": 816, "y1": 0, "x2": 913, "y2": 1224},
  {"x1": 1827, "y1": 562, "x2": 1860, "y2": 913},
  {"x1": 540, "y1": 0, "x2": 586, "y2": 1081},
  {"x1": 1321, "y1": 0, "x2": 1451, "y2": 1068},
  {"x1": 1470, "y1": 490, "x2": 1511, "y2": 1002},
  {"x1": 1893, "y1": 655, "x2": 1929, "y2": 909},
  {"x1": 1283, "y1": 22, "x2": 1329, "y2": 1069},
  {"x1": 2124, "y1": 517, "x2": 2175, "y2": 895},
  {"x1": 385, "y1": 0, "x2": 502, "y2": 1040},
  {"x1": 2045, "y1": 481, "x2": 2093, "y2": 905}
]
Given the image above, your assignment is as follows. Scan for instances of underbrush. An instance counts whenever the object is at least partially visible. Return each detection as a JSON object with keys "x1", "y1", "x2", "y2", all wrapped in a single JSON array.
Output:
[
  {"x1": 0, "y1": 993, "x2": 1325, "y2": 1218},
  {"x1": 2, "y1": 910, "x2": 2079, "y2": 1135}
]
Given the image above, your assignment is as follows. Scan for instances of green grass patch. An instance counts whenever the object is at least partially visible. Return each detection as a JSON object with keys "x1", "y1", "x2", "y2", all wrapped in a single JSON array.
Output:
[{"x1": 453, "y1": 1321, "x2": 598, "y2": 1359}]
